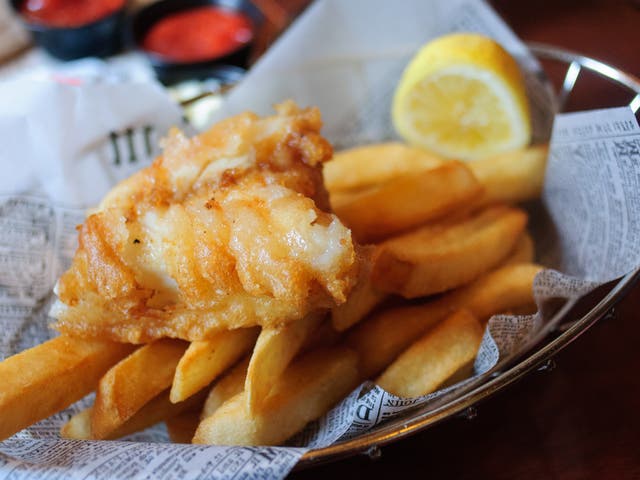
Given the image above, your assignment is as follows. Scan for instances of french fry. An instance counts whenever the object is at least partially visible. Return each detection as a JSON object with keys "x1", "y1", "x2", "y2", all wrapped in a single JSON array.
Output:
[
  {"x1": 439, "y1": 361, "x2": 476, "y2": 389},
  {"x1": 0, "y1": 336, "x2": 134, "y2": 441},
  {"x1": 170, "y1": 328, "x2": 259, "y2": 403},
  {"x1": 62, "y1": 388, "x2": 206, "y2": 440},
  {"x1": 331, "y1": 245, "x2": 387, "y2": 331},
  {"x1": 347, "y1": 262, "x2": 542, "y2": 378},
  {"x1": 372, "y1": 205, "x2": 527, "y2": 298},
  {"x1": 504, "y1": 231, "x2": 534, "y2": 265},
  {"x1": 377, "y1": 309, "x2": 484, "y2": 397},
  {"x1": 113, "y1": 388, "x2": 206, "y2": 440},
  {"x1": 469, "y1": 144, "x2": 548, "y2": 206},
  {"x1": 455, "y1": 263, "x2": 542, "y2": 321},
  {"x1": 332, "y1": 277, "x2": 386, "y2": 331},
  {"x1": 91, "y1": 338, "x2": 188, "y2": 439},
  {"x1": 193, "y1": 346, "x2": 359, "y2": 446},
  {"x1": 202, "y1": 357, "x2": 250, "y2": 419},
  {"x1": 324, "y1": 142, "x2": 442, "y2": 193},
  {"x1": 245, "y1": 312, "x2": 324, "y2": 413},
  {"x1": 331, "y1": 160, "x2": 482, "y2": 242},
  {"x1": 60, "y1": 408, "x2": 93, "y2": 440},
  {"x1": 347, "y1": 303, "x2": 447, "y2": 380}
]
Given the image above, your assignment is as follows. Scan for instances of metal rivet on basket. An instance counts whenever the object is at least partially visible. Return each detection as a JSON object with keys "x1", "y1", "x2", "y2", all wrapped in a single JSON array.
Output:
[
  {"x1": 463, "y1": 406, "x2": 478, "y2": 420},
  {"x1": 366, "y1": 445, "x2": 382, "y2": 461},
  {"x1": 603, "y1": 307, "x2": 616, "y2": 322},
  {"x1": 537, "y1": 358, "x2": 556, "y2": 373}
]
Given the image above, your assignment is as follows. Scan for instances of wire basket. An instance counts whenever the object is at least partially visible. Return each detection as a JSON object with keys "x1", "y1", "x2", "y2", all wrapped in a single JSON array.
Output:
[{"x1": 296, "y1": 43, "x2": 640, "y2": 469}]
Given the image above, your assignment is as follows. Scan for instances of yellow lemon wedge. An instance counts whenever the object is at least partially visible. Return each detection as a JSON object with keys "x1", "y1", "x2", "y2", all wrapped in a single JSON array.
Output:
[{"x1": 392, "y1": 33, "x2": 531, "y2": 161}]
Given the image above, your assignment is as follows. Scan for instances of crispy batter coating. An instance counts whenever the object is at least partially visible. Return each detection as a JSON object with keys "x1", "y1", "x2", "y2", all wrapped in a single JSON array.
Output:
[{"x1": 51, "y1": 102, "x2": 358, "y2": 343}]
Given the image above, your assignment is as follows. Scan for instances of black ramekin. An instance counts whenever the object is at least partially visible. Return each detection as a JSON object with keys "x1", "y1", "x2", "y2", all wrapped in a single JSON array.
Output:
[
  {"x1": 130, "y1": 0, "x2": 262, "y2": 85},
  {"x1": 11, "y1": 0, "x2": 126, "y2": 61}
]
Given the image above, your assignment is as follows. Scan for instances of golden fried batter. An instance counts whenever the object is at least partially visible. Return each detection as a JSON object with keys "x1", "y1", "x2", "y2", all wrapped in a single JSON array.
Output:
[{"x1": 51, "y1": 102, "x2": 358, "y2": 343}]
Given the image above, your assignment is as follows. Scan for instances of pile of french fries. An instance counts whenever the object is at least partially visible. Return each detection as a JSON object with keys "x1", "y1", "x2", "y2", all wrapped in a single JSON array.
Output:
[{"x1": 0, "y1": 141, "x2": 548, "y2": 446}]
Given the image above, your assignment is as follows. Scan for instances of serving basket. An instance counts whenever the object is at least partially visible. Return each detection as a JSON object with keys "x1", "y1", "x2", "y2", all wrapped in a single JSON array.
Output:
[{"x1": 294, "y1": 43, "x2": 640, "y2": 469}]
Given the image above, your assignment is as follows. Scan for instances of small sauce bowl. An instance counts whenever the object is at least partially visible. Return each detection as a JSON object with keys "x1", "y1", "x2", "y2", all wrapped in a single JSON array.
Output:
[
  {"x1": 131, "y1": 0, "x2": 263, "y2": 85},
  {"x1": 11, "y1": 0, "x2": 126, "y2": 60}
]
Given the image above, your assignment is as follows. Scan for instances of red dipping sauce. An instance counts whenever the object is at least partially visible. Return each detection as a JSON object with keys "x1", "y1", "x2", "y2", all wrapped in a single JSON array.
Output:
[
  {"x1": 20, "y1": 0, "x2": 124, "y2": 28},
  {"x1": 142, "y1": 6, "x2": 254, "y2": 63}
]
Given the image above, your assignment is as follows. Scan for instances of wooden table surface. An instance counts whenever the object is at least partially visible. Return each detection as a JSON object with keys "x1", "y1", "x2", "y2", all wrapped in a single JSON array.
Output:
[{"x1": 268, "y1": 1, "x2": 640, "y2": 478}]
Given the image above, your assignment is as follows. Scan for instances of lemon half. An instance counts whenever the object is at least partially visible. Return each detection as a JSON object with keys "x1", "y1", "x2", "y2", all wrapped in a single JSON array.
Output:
[{"x1": 392, "y1": 33, "x2": 531, "y2": 161}]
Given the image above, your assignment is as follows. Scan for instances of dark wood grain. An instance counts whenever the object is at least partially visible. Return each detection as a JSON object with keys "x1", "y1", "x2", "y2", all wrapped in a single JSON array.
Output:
[{"x1": 264, "y1": 1, "x2": 640, "y2": 478}]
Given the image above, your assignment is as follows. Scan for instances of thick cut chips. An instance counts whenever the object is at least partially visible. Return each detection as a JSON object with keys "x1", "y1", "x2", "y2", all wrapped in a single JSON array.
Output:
[
  {"x1": 372, "y1": 205, "x2": 527, "y2": 298},
  {"x1": 202, "y1": 357, "x2": 250, "y2": 419},
  {"x1": 171, "y1": 328, "x2": 258, "y2": 403},
  {"x1": 245, "y1": 312, "x2": 324, "y2": 413},
  {"x1": 324, "y1": 142, "x2": 443, "y2": 193},
  {"x1": 331, "y1": 160, "x2": 482, "y2": 242},
  {"x1": 0, "y1": 336, "x2": 133, "y2": 441},
  {"x1": 61, "y1": 388, "x2": 206, "y2": 440},
  {"x1": 377, "y1": 309, "x2": 484, "y2": 397},
  {"x1": 0, "y1": 95, "x2": 549, "y2": 447},
  {"x1": 331, "y1": 245, "x2": 386, "y2": 331},
  {"x1": 504, "y1": 231, "x2": 534, "y2": 265},
  {"x1": 193, "y1": 347, "x2": 359, "y2": 446},
  {"x1": 469, "y1": 144, "x2": 548, "y2": 206},
  {"x1": 91, "y1": 339, "x2": 188, "y2": 439},
  {"x1": 348, "y1": 263, "x2": 541, "y2": 378}
]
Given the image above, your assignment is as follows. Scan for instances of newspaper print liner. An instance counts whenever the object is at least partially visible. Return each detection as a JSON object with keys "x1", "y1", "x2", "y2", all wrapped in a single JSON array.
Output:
[{"x1": 2, "y1": 1, "x2": 640, "y2": 480}]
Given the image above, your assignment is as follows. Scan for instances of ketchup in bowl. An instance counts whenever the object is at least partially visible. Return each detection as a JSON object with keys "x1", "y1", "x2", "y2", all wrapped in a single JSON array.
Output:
[
  {"x1": 142, "y1": 6, "x2": 254, "y2": 63},
  {"x1": 20, "y1": 0, "x2": 125, "y2": 28}
]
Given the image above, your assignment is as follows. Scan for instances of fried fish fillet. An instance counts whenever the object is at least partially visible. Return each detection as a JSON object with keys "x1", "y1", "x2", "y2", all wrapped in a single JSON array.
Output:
[{"x1": 51, "y1": 102, "x2": 359, "y2": 343}]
